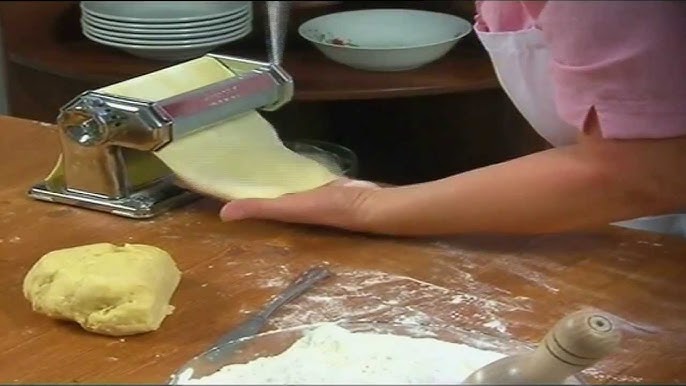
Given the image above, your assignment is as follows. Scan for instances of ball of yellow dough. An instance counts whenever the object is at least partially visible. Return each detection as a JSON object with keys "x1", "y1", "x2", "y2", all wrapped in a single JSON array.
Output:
[{"x1": 23, "y1": 243, "x2": 181, "y2": 336}]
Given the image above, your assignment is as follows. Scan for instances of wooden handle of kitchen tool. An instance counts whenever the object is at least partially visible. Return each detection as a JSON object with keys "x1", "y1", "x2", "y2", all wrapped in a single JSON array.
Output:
[
  {"x1": 462, "y1": 309, "x2": 621, "y2": 384},
  {"x1": 523, "y1": 309, "x2": 622, "y2": 382}
]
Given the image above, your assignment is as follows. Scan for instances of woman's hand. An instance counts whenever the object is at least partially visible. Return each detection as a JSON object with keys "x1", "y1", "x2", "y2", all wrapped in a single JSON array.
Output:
[{"x1": 219, "y1": 178, "x2": 382, "y2": 232}]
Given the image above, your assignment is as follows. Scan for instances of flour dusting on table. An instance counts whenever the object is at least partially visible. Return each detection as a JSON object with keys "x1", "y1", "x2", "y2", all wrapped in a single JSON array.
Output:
[
  {"x1": 240, "y1": 264, "x2": 649, "y2": 384},
  {"x1": 179, "y1": 323, "x2": 506, "y2": 385},
  {"x1": 261, "y1": 268, "x2": 531, "y2": 352}
]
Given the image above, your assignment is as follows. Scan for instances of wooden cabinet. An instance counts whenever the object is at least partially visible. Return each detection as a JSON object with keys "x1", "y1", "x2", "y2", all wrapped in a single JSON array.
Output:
[{"x1": 0, "y1": 1, "x2": 547, "y2": 184}]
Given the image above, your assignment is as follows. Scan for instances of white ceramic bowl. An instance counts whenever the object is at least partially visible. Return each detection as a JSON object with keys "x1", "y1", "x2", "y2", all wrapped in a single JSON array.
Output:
[
  {"x1": 82, "y1": 16, "x2": 251, "y2": 40},
  {"x1": 299, "y1": 9, "x2": 472, "y2": 71},
  {"x1": 80, "y1": 1, "x2": 250, "y2": 23},
  {"x1": 81, "y1": 7, "x2": 252, "y2": 33}
]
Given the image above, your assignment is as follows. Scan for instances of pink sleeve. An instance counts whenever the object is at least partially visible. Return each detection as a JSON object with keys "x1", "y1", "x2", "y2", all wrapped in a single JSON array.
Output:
[
  {"x1": 475, "y1": 1, "x2": 537, "y2": 32},
  {"x1": 533, "y1": 1, "x2": 686, "y2": 140}
]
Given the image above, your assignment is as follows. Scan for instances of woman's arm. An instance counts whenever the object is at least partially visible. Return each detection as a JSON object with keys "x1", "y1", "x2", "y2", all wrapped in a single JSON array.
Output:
[
  {"x1": 356, "y1": 117, "x2": 686, "y2": 236},
  {"x1": 220, "y1": 116, "x2": 686, "y2": 236}
]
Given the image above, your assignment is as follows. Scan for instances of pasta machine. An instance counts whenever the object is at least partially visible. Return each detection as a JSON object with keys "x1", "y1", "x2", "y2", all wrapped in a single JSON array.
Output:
[{"x1": 27, "y1": 54, "x2": 293, "y2": 219}]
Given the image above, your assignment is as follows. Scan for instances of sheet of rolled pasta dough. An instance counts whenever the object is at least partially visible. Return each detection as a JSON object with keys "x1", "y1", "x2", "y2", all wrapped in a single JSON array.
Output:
[
  {"x1": 156, "y1": 112, "x2": 338, "y2": 199},
  {"x1": 99, "y1": 56, "x2": 233, "y2": 101},
  {"x1": 98, "y1": 57, "x2": 338, "y2": 200}
]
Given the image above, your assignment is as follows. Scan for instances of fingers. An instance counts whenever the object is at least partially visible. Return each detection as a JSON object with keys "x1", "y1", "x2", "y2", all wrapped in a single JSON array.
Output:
[
  {"x1": 218, "y1": 199, "x2": 254, "y2": 221},
  {"x1": 219, "y1": 197, "x2": 290, "y2": 222},
  {"x1": 322, "y1": 177, "x2": 381, "y2": 189},
  {"x1": 219, "y1": 189, "x2": 333, "y2": 225},
  {"x1": 340, "y1": 179, "x2": 381, "y2": 189},
  {"x1": 219, "y1": 180, "x2": 380, "y2": 230}
]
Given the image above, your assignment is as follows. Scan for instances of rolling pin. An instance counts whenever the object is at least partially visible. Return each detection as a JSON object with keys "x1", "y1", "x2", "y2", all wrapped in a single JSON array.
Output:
[{"x1": 463, "y1": 309, "x2": 622, "y2": 384}]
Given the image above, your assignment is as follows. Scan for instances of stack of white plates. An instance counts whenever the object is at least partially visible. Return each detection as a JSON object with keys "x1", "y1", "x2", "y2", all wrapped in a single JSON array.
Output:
[{"x1": 80, "y1": 1, "x2": 253, "y2": 61}]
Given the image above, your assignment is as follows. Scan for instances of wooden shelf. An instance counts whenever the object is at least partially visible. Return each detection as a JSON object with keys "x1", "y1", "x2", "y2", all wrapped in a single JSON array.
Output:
[
  {"x1": 9, "y1": 38, "x2": 498, "y2": 102},
  {"x1": 2, "y1": 1, "x2": 497, "y2": 103}
]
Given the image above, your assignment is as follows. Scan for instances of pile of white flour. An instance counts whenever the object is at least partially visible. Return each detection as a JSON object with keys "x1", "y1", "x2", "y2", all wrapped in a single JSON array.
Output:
[{"x1": 180, "y1": 324, "x2": 506, "y2": 385}]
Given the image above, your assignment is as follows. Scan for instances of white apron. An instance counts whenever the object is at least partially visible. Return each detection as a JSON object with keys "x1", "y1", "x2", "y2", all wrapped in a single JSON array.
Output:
[{"x1": 475, "y1": 27, "x2": 686, "y2": 238}]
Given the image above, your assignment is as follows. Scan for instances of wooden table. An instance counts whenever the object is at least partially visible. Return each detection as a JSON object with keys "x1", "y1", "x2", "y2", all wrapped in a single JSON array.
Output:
[{"x1": 0, "y1": 115, "x2": 685, "y2": 384}]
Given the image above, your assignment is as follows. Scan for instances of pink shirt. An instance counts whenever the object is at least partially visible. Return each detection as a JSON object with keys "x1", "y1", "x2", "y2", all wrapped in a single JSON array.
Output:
[{"x1": 475, "y1": 0, "x2": 686, "y2": 140}]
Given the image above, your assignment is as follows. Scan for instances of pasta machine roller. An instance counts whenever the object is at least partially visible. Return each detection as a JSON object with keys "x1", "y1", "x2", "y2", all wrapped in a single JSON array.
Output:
[{"x1": 27, "y1": 54, "x2": 293, "y2": 218}]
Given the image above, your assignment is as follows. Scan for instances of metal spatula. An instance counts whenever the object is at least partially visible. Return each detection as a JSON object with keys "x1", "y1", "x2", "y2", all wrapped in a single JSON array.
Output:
[{"x1": 169, "y1": 266, "x2": 331, "y2": 384}]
